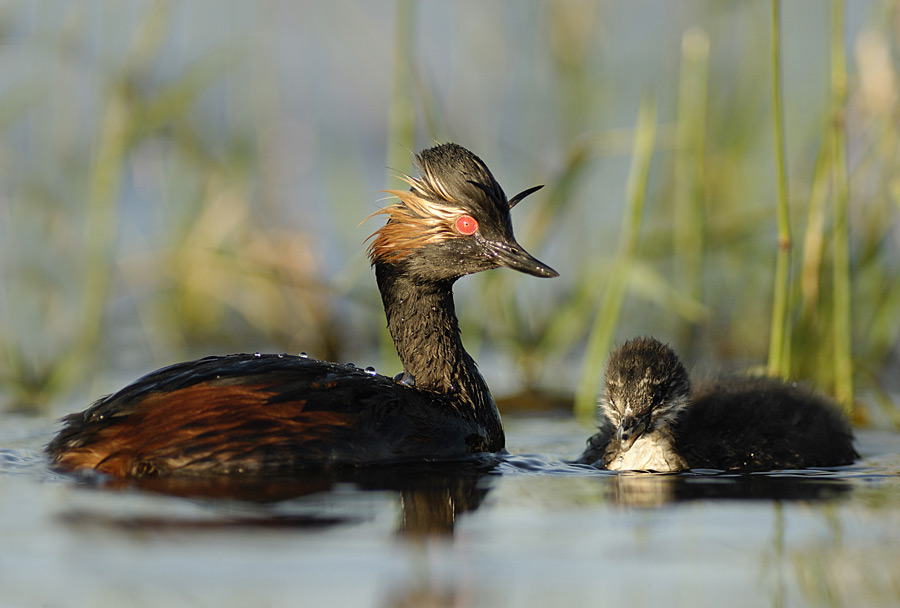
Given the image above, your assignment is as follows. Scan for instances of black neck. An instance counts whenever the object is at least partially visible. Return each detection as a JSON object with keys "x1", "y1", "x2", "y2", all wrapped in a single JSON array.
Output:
[{"x1": 375, "y1": 263, "x2": 503, "y2": 445}]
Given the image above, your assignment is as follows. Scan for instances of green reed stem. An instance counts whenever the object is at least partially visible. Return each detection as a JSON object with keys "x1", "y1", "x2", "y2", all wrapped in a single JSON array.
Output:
[
  {"x1": 60, "y1": 3, "x2": 170, "y2": 394},
  {"x1": 830, "y1": 0, "x2": 854, "y2": 411},
  {"x1": 799, "y1": 138, "x2": 832, "y2": 317},
  {"x1": 767, "y1": 0, "x2": 792, "y2": 379},
  {"x1": 574, "y1": 95, "x2": 657, "y2": 420},
  {"x1": 386, "y1": 0, "x2": 417, "y2": 177},
  {"x1": 380, "y1": 0, "x2": 418, "y2": 371},
  {"x1": 673, "y1": 28, "x2": 709, "y2": 357},
  {"x1": 79, "y1": 88, "x2": 131, "y2": 353}
]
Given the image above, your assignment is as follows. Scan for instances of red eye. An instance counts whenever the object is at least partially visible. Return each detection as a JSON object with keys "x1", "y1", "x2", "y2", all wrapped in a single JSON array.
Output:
[{"x1": 455, "y1": 215, "x2": 478, "y2": 235}]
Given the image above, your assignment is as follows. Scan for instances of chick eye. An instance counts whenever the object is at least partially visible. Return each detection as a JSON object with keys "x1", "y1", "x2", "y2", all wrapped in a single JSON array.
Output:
[{"x1": 455, "y1": 214, "x2": 478, "y2": 235}]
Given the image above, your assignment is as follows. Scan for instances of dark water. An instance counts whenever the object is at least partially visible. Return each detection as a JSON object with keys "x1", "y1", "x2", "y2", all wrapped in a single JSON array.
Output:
[{"x1": 1, "y1": 413, "x2": 899, "y2": 607}]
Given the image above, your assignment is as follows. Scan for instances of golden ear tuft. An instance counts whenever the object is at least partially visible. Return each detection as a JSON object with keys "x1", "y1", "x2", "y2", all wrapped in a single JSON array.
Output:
[{"x1": 364, "y1": 187, "x2": 466, "y2": 264}]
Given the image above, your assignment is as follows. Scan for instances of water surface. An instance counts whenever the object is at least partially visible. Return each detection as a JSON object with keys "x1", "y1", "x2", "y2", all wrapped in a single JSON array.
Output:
[{"x1": 1, "y1": 412, "x2": 899, "y2": 607}]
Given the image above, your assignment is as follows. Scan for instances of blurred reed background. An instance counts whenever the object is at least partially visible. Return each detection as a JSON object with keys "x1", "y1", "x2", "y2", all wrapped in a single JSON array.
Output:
[{"x1": 1, "y1": 1, "x2": 898, "y2": 428}]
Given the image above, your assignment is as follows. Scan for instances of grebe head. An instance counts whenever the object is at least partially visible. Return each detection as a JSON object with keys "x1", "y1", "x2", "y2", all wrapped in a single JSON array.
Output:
[
  {"x1": 367, "y1": 143, "x2": 558, "y2": 281},
  {"x1": 600, "y1": 337, "x2": 691, "y2": 452}
]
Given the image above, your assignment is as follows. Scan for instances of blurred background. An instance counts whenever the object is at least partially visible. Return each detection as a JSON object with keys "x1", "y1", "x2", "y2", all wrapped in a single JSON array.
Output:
[{"x1": 1, "y1": 0, "x2": 898, "y2": 427}]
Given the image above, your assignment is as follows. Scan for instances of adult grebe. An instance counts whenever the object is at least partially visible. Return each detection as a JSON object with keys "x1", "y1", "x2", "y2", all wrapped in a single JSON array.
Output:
[
  {"x1": 577, "y1": 337, "x2": 857, "y2": 472},
  {"x1": 47, "y1": 143, "x2": 557, "y2": 477}
]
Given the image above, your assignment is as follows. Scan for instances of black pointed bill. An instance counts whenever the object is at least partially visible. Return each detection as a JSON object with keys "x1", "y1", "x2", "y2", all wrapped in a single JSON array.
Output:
[
  {"x1": 486, "y1": 238, "x2": 558, "y2": 278},
  {"x1": 615, "y1": 411, "x2": 651, "y2": 453}
]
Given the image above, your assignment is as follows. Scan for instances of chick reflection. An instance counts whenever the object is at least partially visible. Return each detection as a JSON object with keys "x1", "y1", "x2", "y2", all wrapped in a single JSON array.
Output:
[
  {"x1": 604, "y1": 473, "x2": 680, "y2": 508},
  {"x1": 600, "y1": 472, "x2": 852, "y2": 507}
]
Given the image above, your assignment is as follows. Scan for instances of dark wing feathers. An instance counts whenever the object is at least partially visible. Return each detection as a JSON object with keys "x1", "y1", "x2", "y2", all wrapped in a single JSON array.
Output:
[{"x1": 47, "y1": 353, "x2": 481, "y2": 476}]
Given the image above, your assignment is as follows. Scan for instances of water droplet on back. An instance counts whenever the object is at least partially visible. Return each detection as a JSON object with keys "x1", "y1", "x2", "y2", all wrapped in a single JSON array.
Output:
[
  {"x1": 299, "y1": 352, "x2": 308, "y2": 358},
  {"x1": 254, "y1": 352, "x2": 262, "y2": 358},
  {"x1": 364, "y1": 366, "x2": 377, "y2": 376},
  {"x1": 393, "y1": 371, "x2": 416, "y2": 387}
]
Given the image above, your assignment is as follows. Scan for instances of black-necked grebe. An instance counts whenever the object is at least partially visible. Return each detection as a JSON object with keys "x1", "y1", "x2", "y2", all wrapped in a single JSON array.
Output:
[
  {"x1": 47, "y1": 143, "x2": 557, "y2": 477},
  {"x1": 577, "y1": 337, "x2": 857, "y2": 472}
]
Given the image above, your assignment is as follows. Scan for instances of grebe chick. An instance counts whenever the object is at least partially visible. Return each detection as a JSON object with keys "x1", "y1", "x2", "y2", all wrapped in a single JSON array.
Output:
[
  {"x1": 47, "y1": 143, "x2": 557, "y2": 477},
  {"x1": 577, "y1": 337, "x2": 857, "y2": 472}
]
